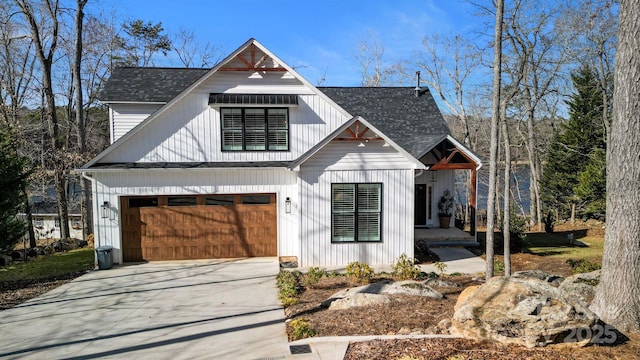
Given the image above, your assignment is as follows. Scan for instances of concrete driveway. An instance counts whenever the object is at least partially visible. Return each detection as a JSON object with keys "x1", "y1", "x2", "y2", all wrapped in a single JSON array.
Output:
[{"x1": 0, "y1": 258, "x2": 289, "y2": 360}]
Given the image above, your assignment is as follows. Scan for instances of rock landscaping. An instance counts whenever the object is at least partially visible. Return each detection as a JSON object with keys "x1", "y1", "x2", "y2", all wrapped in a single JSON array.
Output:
[{"x1": 452, "y1": 270, "x2": 601, "y2": 348}]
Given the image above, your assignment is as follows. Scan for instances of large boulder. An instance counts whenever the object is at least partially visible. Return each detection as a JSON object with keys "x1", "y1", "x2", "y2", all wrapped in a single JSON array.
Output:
[
  {"x1": 324, "y1": 280, "x2": 443, "y2": 310},
  {"x1": 329, "y1": 293, "x2": 391, "y2": 310},
  {"x1": 452, "y1": 272, "x2": 599, "y2": 348},
  {"x1": 382, "y1": 281, "x2": 443, "y2": 299},
  {"x1": 559, "y1": 270, "x2": 600, "y2": 306}
]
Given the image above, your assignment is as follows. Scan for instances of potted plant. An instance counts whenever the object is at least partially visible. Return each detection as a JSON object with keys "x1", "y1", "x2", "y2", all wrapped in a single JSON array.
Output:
[{"x1": 438, "y1": 190, "x2": 454, "y2": 229}]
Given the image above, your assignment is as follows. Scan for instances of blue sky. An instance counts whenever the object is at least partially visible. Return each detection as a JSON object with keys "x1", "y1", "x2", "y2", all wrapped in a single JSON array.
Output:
[{"x1": 97, "y1": 0, "x2": 485, "y2": 86}]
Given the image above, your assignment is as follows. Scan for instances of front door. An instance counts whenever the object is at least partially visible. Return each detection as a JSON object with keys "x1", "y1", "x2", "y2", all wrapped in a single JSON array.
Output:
[{"x1": 415, "y1": 184, "x2": 427, "y2": 226}]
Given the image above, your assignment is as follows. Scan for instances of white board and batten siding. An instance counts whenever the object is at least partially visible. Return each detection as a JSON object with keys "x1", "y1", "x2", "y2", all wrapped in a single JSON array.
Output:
[
  {"x1": 300, "y1": 168, "x2": 415, "y2": 267},
  {"x1": 299, "y1": 140, "x2": 418, "y2": 267},
  {"x1": 91, "y1": 169, "x2": 299, "y2": 264},
  {"x1": 109, "y1": 103, "x2": 163, "y2": 143},
  {"x1": 103, "y1": 93, "x2": 349, "y2": 163},
  {"x1": 102, "y1": 86, "x2": 349, "y2": 164}
]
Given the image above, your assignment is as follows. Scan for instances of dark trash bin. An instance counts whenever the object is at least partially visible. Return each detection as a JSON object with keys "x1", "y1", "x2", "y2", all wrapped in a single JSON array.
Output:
[{"x1": 95, "y1": 246, "x2": 113, "y2": 270}]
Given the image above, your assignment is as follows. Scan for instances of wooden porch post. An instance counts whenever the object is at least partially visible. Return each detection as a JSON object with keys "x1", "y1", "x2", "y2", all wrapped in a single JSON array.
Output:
[{"x1": 470, "y1": 167, "x2": 477, "y2": 236}]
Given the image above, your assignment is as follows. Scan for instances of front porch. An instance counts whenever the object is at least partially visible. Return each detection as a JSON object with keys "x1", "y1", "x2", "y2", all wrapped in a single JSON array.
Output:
[{"x1": 414, "y1": 227, "x2": 479, "y2": 247}]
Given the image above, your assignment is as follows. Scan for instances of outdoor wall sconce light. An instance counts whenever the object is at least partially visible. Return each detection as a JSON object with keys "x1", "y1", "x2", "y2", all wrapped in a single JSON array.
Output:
[
  {"x1": 285, "y1": 197, "x2": 292, "y2": 213},
  {"x1": 101, "y1": 201, "x2": 109, "y2": 219}
]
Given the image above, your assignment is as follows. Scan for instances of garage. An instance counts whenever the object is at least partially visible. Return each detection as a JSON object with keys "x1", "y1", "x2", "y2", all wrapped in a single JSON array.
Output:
[{"x1": 120, "y1": 194, "x2": 277, "y2": 261}]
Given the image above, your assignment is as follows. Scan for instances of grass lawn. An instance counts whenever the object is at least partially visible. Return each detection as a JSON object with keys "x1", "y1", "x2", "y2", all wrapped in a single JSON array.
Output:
[
  {"x1": 525, "y1": 232, "x2": 603, "y2": 263},
  {"x1": 0, "y1": 248, "x2": 95, "y2": 283}
]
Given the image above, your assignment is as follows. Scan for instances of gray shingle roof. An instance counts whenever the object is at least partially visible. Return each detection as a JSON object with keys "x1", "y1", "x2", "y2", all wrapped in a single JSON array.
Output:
[
  {"x1": 318, "y1": 87, "x2": 450, "y2": 158},
  {"x1": 98, "y1": 67, "x2": 210, "y2": 103}
]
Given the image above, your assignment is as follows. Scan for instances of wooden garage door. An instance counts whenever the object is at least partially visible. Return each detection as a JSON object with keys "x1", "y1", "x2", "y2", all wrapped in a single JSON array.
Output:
[{"x1": 120, "y1": 194, "x2": 277, "y2": 261}]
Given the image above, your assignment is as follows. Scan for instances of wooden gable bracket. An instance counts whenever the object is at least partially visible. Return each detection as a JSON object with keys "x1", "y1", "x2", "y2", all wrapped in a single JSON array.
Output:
[
  {"x1": 220, "y1": 44, "x2": 287, "y2": 72},
  {"x1": 429, "y1": 148, "x2": 477, "y2": 170},
  {"x1": 335, "y1": 120, "x2": 384, "y2": 141}
]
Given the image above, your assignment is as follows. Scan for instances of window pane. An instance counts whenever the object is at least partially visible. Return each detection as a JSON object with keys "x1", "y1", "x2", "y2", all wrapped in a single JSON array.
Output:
[
  {"x1": 129, "y1": 197, "x2": 158, "y2": 208},
  {"x1": 167, "y1": 196, "x2": 197, "y2": 206},
  {"x1": 244, "y1": 109, "x2": 265, "y2": 128},
  {"x1": 222, "y1": 130, "x2": 243, "y2": 151},
  {"x1": 332, "y1": 184, "x2": 355, "y2": 213},
  {"x1": 205, "y1": 195, "x2": 235, "y2": 206},
  {"x1": 245, "y1": 129, "x2": 266, "y2": 150},
  {"x1": 267, "y1": 109, "x2": 288, "y2": 129},
  {"x1": 221, "y1": 109, "x2": 242, "y2": 129},
  {"x1": 357, "y1": 213, "x2": 381, "y2": 241},
  {"x1": 332, "y1": 214, "x2": 355, "y2": 242},
  {"x1": 358, "y1": 184, "x2": 381, "y2": 212},
  {"x1": 242, "y1": 195, "x2": 271, "y2": 204},
  {"x1": 268, "y1": 130, "x2": 288, "y2": 150}
]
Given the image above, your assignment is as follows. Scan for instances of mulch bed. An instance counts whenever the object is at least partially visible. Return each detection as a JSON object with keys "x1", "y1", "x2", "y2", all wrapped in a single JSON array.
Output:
[
  {"x1": 0, "y1": 278, "x2": 74, "y2": 310},
  {"x1": 285, "y1": 250, "x2": 639, "y2": 360},
  {"x1": 0, "y1": 271, "x2": 89, "y2": 311}
]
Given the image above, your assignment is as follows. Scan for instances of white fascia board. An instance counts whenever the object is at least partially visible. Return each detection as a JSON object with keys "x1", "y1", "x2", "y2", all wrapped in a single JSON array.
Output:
[
  {"x1": 77, "y1": 166, "x2": 290, "y2": 173},
  {"x1": 291, "y1": 116, "x2": 427, "y2": 170},
  {"x1": 445, "y1": 135, "x2": 482, "y2": 169},
  {"x1": 102, "y1": 101, "x2": 167, "y2": 105}
]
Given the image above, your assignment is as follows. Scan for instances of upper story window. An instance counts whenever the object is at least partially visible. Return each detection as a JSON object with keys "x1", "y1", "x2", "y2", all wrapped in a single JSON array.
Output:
[{"x1": 221, "y1": 108, "x2": 289, "y2": 151}]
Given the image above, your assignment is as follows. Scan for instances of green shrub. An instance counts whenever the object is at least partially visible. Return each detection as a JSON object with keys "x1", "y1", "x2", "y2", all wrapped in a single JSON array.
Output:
[
  {"x1": 328, "y1": 270, "x2": 343, "y2": 278},
  {"x1": 392, "y1": 253, "x2": 422, "y2": 280},
  {"x1": 345, "y1": 261, "x2": 374, "y2": 283},
  {"x1": 289, "y1": 318, "x2": 316, "y2": 340},
  {"x1": 494, "y1": 258, "x2": 505, "y2": 273},
  {"x1": 276, "y1": 270, "x2": 302, "y2": 306},
  {"x1": 566, "y1": 259, "x2": 601, "y2": 274},
  {"x1": 303, "y1": 267, "x2": 327, "y2": 288},
  {"x1": 433, "y1": 261, "x2": 447, "y2": 277}
]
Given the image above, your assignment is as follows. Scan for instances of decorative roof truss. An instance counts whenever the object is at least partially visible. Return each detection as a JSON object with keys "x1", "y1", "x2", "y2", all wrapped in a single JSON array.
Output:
[
  {"x1": 334, "y1": 120, "x2": 383, "y2": 141},
  {"x1": 429, "y1": 140, "x2": 476, "y2": 170},
  {"x1": 220, "y1": 44, "x2": 287, "y2": 72}
]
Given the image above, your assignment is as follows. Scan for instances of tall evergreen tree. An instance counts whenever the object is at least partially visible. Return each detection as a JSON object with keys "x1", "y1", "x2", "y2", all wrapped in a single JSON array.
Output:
[
  {"x1": 541, "y1": 65, "x2": 606, "y2": 219},
  {"x1": 0, "y1": 130, "x2": 30, "y2": 250}
]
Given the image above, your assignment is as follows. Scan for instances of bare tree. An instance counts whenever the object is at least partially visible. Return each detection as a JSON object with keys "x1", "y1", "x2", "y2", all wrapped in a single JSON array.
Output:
[
  {"x1": 503, "y1": 0, "x2": 568, "y2": 230},
  {"x1": 353, "y1": 33, "x2": 388, "y2": 87},
  {"x1": 590, "y1": 0, "x2": 640, "y2": 333},
  {"x1": 486, "y1": 0, "x2": 505, "y2": 280},
  {"x1": 172, "y1": 27, "x2": 221, "y2": 68},
  {"x1": 418, "y1": 34, "x2": 482, "y2": 149},
  {"x1": 557, "y1": 0, "x2": 616, "y2": 135},
  {"x1": 14, "y1": 0, "x2": 71, "y2": 240},
  {"x1": 0, "y1": 2, "x2": 38, "y2": 247}
]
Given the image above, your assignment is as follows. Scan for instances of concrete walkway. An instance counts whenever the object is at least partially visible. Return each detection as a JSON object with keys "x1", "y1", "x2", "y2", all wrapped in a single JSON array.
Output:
[
  {"x1": 420, "y1": 247, "x2": 486, "y2": 275},
  {"x1": 0, "y1": 258, "x2": 289, "y2": 360}
]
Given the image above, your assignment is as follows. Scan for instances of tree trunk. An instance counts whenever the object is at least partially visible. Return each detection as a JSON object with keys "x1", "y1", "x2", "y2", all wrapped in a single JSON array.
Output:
[
  {"x1": 590, "y1": 0, "x2": 640, "y2": 333},
  {"x1": 15, "y1": 0, "x2": 70, "y2": 239},
  {"x1": 570, "y1": 202, "x2": 576, "y2": 226},
  {"x1": 74, "y1": 0, "x2": 89, "y2": 239},
  {"x1": 501, "y1": 101, "x2": 511, "y2": 276},
  {"x1": 22, "y1": 183, "x2": 36, "y2": 248},
  {"x1": 486, "y1": 0, "x2": 504, "y2": 280}
]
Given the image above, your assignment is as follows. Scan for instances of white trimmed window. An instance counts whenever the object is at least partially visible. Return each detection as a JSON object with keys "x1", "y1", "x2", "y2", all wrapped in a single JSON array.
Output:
[
  {"x1": 221, "y1": 108, "x2": 289, "y2": 151},
  {"x1": 332, "y1": 183, "x2": 382, "y2": 242}
]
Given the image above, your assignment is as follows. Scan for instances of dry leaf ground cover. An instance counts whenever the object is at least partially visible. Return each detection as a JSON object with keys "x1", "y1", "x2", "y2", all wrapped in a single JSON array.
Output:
[{"x1": 288, "y1": 221, "x2": 639, "y2": 359}]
